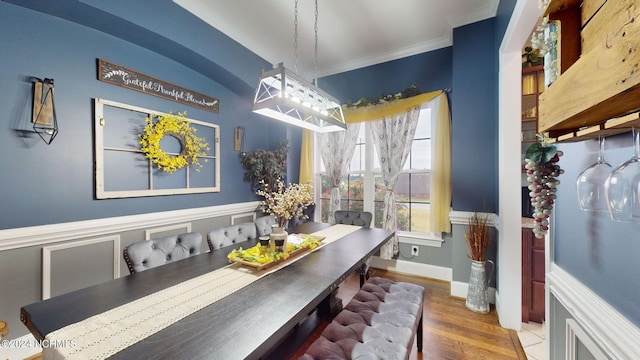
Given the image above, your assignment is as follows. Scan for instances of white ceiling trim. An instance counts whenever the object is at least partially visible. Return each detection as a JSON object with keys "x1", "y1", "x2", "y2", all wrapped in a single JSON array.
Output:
[{"x1": 447, "y1": 1, "x2": 499, "y2": 29}]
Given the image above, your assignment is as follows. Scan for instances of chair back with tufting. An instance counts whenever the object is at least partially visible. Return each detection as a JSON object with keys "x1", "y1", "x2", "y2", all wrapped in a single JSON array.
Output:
[{"x1": 123, "y1": 232, "x2": 203, "y2": 274}]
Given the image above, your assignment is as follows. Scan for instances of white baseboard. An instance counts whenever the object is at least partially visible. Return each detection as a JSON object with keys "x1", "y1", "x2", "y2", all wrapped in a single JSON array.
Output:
[
  {"x1": 450, "y1": 280, "x2": 468, "y2": 298},
  {"x1": 371, "y1": 256, "x2": 452, "y2": 281},
  {"x1": 451, "y1": 280, "x2": 496, "y2": 304},
  {"x1": 548, "y1": 263, "x2": 640, "y2": 358},
  {"x1": 371, "y1": 257, "x2": 496, "y2": 303},
  {"x1": 0, "y1": 333, "x2": 41, "y2": 360}
]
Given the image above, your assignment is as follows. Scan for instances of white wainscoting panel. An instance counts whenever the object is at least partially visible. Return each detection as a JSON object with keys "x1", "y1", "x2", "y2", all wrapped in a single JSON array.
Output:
[
  {"x1": 42, "y1": 236, "x2": 120, "y2": 300},
  {"x1": 145, "y1": 223, "x2": 192, "y2": 240},
  {"x1": 548, "y1": 263, "x2": 640, "y2": 359},
  {"x1": 566, "y1": 319, "x2": 608, "y2": 360},
  {"x1": 231, "y1": 212, "x2": 256, "y2": 225}
]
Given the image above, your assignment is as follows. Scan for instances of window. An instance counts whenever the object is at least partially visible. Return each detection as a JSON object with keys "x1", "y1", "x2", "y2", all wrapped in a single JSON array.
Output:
[
  {"x1": 94, "y1": 99, "x2": 220, "y2": 199},
  {"x1": 317, "y1": 105, "x2": 439, "y2": 240},
  {"x1": 394, "y1": 107, "x2": 432, "y2": 232}
]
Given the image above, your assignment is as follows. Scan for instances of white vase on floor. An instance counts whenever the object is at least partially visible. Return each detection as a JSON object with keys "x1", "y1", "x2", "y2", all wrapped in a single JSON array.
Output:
[{"x1": 466, "y1": 259, "x2": 494, "y2": 314}]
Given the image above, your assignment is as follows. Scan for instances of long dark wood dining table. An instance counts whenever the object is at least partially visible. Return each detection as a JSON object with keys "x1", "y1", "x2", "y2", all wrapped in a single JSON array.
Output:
[{"x1": 20, "y1": 222, "x2": 393, "y2": 359}]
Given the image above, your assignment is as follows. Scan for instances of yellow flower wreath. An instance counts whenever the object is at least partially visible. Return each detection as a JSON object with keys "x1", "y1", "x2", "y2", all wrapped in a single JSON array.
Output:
[{"x1": 138, "y1": 112, "x2": 210, "y2": 174}]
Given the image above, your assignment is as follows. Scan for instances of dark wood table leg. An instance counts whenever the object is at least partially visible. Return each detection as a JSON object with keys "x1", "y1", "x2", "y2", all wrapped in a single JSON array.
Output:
[{"x1": 317, "y1": 289, "x2": 342, "y2": 318}]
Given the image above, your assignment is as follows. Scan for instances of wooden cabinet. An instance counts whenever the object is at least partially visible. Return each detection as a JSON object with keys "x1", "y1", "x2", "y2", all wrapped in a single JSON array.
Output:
[
  {"x1": 522, "y1": 227, "x2": 545, "y2": 323},
  {"x1": 522, "y1": 65, "x2": 544, "y2": 144},
  {"x1": 538, "y1": 0, "x2": 640, "y2": 142}
]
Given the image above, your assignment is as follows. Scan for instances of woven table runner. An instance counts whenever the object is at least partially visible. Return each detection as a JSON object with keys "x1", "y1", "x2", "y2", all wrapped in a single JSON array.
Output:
[{"x1": 42, "y1": 224, "x2": 361, "y2": 360}]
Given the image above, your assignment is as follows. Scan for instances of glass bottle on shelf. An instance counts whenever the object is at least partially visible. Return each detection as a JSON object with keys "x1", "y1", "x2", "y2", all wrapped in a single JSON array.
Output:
[{"x1": 521, "y1": 65, "x2": 544, "y2": 144}]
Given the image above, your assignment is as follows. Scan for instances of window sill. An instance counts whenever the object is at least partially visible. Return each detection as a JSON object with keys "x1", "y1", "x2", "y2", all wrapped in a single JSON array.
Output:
[{"x1": 397, "y1": 231, "x2": 443, "y2": 248}]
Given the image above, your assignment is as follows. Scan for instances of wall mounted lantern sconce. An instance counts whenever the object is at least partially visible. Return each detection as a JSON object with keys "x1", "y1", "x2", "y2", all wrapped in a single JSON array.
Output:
[
  {"x1": 32, "y1": 77, "x2": 59, "y2": 145},
  {"x1": 234, "y1": 125, "x2": 246, "y2": 156}
]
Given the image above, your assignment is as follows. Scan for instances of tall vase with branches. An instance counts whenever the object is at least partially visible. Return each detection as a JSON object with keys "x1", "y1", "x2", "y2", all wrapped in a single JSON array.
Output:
[
  {"x1": 464, "y1": 212, "x2": 494, "y2": 314},
  {"x1": 465, "y1": 212, "x2": 491, "y2": 261}
]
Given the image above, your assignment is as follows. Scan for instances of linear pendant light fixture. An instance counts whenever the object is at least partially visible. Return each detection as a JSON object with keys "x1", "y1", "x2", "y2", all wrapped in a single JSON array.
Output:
[{"x1": 252, "y1": 0, "x2": 346, "y2": 133}]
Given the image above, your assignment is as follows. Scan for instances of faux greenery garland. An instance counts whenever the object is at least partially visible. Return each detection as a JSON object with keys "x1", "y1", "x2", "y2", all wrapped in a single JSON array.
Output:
[
  {"x1": 344, "y1": 84, "x2": 421, "y2": 108},
  {"x1": 138, "y1": 112, "x2": 209, "y2": 174}
]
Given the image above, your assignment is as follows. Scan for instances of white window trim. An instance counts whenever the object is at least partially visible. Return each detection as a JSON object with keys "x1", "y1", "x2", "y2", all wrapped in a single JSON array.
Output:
[
  {"x1": 94, "y1": 98, "x2": 220, "y2": 199},
  {"x1": 314, "y1": 102, "x2": 437, "y2": 237},
  {"x1": 398, "y1": 230, "x2": 443, "y2": 247}
]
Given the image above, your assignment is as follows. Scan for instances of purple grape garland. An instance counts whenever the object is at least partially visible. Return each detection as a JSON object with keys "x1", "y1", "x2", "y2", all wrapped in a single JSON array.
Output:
[{"x1": 524, "y1": 150, "x2": 564, "y2": 239}]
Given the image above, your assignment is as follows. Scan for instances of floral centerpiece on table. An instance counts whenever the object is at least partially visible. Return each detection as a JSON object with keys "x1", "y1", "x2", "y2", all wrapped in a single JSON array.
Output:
[
  {"x1": 256, "y1": 179, "x2": 313, "y2": 228},
  {"x1": 227, "y1": 234, "x2": 322, "y2": 264}
]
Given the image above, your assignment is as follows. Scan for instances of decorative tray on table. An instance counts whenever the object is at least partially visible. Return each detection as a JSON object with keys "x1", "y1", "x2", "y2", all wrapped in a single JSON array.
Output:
[{"x1": 227, "y1": 234, "x2": 325, "y2": 270}]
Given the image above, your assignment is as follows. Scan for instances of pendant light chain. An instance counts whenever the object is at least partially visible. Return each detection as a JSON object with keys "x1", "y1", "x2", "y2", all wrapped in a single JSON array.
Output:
[
  {"x1": 293, "y1": 0, "x2": 299, "y2": 74},
  {"x1": 252, "y1": 0, "x2": 346, "y2": 132},
  {"x1": 314, "y1": 0, "x2": 319, "y2": 86}
]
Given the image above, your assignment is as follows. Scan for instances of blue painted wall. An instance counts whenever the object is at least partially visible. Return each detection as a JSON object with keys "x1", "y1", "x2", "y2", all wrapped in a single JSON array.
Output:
[
  {"x1": 0, "y1": 2, "x2": 287, "y2": 229},
  {"x1": 321, "y1": 47, "x2": 452, "y2": 101},
  {"x1": 452, "y1": 19, "x2": 498, "y2": 212},
  {"x1": 495, "y1": 0, "x2": 517, "y2": 51},
  {"x1": 0, "y1": 0, "x2": 503, "y2": 232},
  {"x1": 555, "y1": 136, "x2": 640, "y2": 326},
  {"x1": 322, "y1": 20, "x2": 500, "y2": 214},
  {"x1": 3, "y1": 0, "x2": 636, "y2": 336}
]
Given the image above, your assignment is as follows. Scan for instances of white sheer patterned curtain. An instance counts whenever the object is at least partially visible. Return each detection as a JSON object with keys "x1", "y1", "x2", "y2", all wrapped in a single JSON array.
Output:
[
  {"x1": 317, "y1": 124, "x2": 360, "y2": 223},
  {"x1": 370, "y1": 107, "x2": 421, "y2": 259}
]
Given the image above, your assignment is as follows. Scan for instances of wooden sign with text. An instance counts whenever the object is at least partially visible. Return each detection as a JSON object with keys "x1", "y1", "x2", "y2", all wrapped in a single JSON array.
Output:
[{"x1": 97, "y1": 59, "x2": 219, "y2": 113}]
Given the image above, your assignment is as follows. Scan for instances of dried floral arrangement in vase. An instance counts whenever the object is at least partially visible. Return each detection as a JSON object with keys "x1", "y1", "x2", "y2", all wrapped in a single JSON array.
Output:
[
  {"x1": 464, "y1": 212, "x2": 491, "y2": 261},
  {"x1": 256, "y1": 179, "x2": 313, "y2": 228},
  {"x1": 464, "y1": 212, "x2": 494, "y2": 314}
]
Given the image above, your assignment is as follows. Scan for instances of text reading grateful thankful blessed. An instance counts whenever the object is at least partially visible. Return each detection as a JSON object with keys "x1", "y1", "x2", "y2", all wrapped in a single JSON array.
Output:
[{"x1": 98, "y1": 59, "x2": 219, "y2": 113}]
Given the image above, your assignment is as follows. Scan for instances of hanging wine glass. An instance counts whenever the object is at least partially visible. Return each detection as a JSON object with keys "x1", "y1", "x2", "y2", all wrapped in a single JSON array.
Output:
[
  {"x1": 576, "y1": 136, "x2": 611, "y2": 212},
  {"x1": 605, "y1": 127, "x2": 640, "y2": 222}
]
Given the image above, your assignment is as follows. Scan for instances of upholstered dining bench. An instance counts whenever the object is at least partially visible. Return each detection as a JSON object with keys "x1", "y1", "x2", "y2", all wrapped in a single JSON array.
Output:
[{"x1": 300, "y1": 277, "x2": 425, "y2": 360}]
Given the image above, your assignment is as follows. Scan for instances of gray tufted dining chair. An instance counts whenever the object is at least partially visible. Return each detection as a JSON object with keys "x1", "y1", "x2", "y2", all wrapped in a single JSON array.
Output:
[
  {"x1": 254, "y1": 215, "x2": 278, "y2": 237},
  {"x1": 206, "y1": 222, "x2": 258, "y2": 252},
  {"x1": 334, "y1": 210, "x2": 373, "y2": 287},
  {"x1": 123, "y1": 232, "x2": 203, "y2": 274},
  {"x1": 288, "y1": 203, "x2": 316, "y2": 230},
  {"x1": 334, "y1": 210, "x2": 372, "y2": 228}
]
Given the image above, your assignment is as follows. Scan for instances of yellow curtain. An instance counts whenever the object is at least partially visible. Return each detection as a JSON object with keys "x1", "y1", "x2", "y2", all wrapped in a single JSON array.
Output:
[
  {"x1": 343, "y1": 89, "x2": 452, "y2": 233},
  {"x1": 343, "y1": 90, "x2": 443, "y2": 124},
  {"x1": 299, "y1": 129, "x2": 314, "y2": 185},
  {"x1": 430, "y1": 94, "x2": 452, "y2": 233}
]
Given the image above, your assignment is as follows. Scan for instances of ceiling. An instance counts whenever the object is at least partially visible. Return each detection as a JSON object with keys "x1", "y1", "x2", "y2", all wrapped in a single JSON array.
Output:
[{"x1": 175, "y1": 0, "x2": 500, "y2": 80}]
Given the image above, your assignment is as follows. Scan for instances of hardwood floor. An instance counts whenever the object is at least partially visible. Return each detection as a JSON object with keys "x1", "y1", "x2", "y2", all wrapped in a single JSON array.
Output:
[{"x1": 289, "y1": 269, "x2": 527, "y2": 360}]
